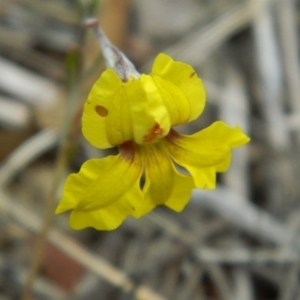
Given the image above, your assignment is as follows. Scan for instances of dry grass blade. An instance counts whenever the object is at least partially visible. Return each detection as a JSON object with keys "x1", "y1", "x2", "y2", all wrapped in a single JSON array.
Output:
[
  {"x1": 0, "y1": 96, "x2": 31, "y2": 129},
  {"x1": 232, "y1": 267, "x2": 254, "y2": 300},
  {"x1": 0, "y1": 57, "x2": 61, "y2": 107},
  {"x1": 276, "y1": 0, "x2": 300, "y2": 115},
  {"x1": 192, "y1": 187, "x2": 297, "y2": 246},
  {"x1": 153, "y1": 0, "x2": 273, "y2": 66},
  {"x1": 2, "y1": 0, "x2": 300, "y2": 298},
  {"x1": 0, "y1": 128, "x2": 59, "y2": 186},
  {"x1": 0, "y1": 191, "x2": 167, "y2": 300},
  {"x1": 252, "y1": 3, "x2": 290, "y2": 150},
  {"x1": 219, "y1": 61, "x2": 250, "y2": 198}
]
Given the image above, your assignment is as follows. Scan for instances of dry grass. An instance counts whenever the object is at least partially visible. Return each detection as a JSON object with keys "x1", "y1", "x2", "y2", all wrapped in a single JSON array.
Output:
[{"x1": 1, "y1": 0, "x2": 300, "y2": 299}]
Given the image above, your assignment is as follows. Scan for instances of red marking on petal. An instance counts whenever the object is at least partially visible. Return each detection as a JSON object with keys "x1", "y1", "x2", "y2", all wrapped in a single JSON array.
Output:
[
  {"x1": 119, "y1": 141, "x2": 136, "y2": 161},
  {"x1": 166, "y1": 129, "x2": 180, "y2": 142},
  {"x1": 95, "y1": 105, "x2": 108, "y2": 117},
  {"x1": 143, "y1": 123, "x2": 164, "y2": 143}
]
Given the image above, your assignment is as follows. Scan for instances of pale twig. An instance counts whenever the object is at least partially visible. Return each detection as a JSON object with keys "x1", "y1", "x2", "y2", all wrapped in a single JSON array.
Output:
[
  {"x1": 0, "y1": 96, "x2": 31, "y2": 129},
  {"x1": 2, "y1": 188, "x2": 298, "y2": 295},
  {"x1": 276, "y1": 0, "x2": 300, "y2": 145},
  {"x1": 276, "y1": 0, "x2": 300, "y2": 114},
  {"x1": 0, "y1": 56, "x2": 60, "y2": 107},
  {"x1": 192, "y1": 187, "x2": 297, "y2": 246},
  {"x1": 219, "y1": 61, "x2": 250, "y2": 199},
  {"x1": 252, "y1": 2, "x2": 290, "y2": 150},
  {"x1": 147, "y1": 215, "x2": 229, "y2": 299},
  {"x1": 142, "y1": 0, "x2": 273, "y2": 70},
  {"x1": 232, "y1": 267, "x2": 254, "y2": 300},
  {"x1": 218, "y1": 60, "x2": 252, "y2": 298},
  {"x1": 196, "y1": 247, "x2": 300, "y2": 264},
  {"x1": 0, "y1": 128, "x2": 59, "y2": 186},
  {"x1": 147, "y1": 210, "x2": 300, "y2": 264},
  {"x1": 0, "y1": 191, "x2": 167, "y2": 300}
]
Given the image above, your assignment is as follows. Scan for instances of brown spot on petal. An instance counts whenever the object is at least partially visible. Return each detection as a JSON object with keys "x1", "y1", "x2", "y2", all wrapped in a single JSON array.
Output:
[
  {"x1": 190, "y1": 71, "x2": 196, "y2": 78},
  {"x1": 95, "y1": 105, "x2": 108, "y2": 117}
]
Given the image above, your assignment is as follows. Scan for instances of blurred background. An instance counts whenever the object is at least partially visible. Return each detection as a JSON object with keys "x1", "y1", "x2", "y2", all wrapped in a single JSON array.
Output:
[{"x1": 1, "y1": 0, "x2": 300, "y2": 299}]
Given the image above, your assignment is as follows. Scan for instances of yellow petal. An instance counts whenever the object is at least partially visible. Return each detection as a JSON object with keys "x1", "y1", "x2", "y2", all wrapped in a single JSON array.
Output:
[
  {"x1": 82, "y1": 69, "x2": 123, "y2": 149},
  {"x1": 125, "y1": 77, "x2": 170, "y2": 144},
  {"x1": 164, "y1": 121, "x2": 250, "y2": 189},
  {"x1": 134, "y1": 143, "x2": 194, "y2": 217},
  {"x1": 151, "y1": 53, "x2": 206, "y2": 123},
  {"x1": 69, "y1": 178, "x2": 142, "y2": 230},
  {"x1": 133, "y1": 176, "x2": 156, "y2": 218},
  {"x1": 83, "y1": 68, "x2": 171, "y2": 147},
  {"x1": 55, "y1": 148, "x2": 143, "y2": 230},
  {"x1": 82, "y1": 53, "x2": 205, "y2": 148},
  {"x1": 149, "y1": 75, "x2": 191, "y2": 126}
]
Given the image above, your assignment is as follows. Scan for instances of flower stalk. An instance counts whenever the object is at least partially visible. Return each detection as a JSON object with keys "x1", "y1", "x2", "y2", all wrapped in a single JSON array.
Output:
[{"x1": 84, "y1": 18, "x2": 140, "y2": 81}]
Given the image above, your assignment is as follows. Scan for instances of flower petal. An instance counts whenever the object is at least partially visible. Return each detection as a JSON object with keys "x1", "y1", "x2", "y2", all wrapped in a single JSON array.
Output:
[
  {"x1": 69, "y1": 178, "x2": 142, "y2": 230},
  {"x1": 83, "y1": 68, "x2": 171, "y2": 147},
  {"x1": 151, "y1": 53, "x2": 206, "y2": 123},
  {"x1": 55, "y1": 151, "x2": 143, "y2": 230},
  {"x1": 134, "y1": 143, "x2": 194, "y2": 217},
  {"x1": 125, "y1": 77, "x2": 170, "y2": 144},
  {"x1": 164, "y1": 121, "x2": 250, "y2": 189},
  {"x1": 82, "y1": 69, "x2": 123, "y2": 149},
  {"x1": 82, "y1": 53, "x2": 206, "y2": 148},
  {"x1": 150, "y1": 75, "x2": 192, "y2": 126}
]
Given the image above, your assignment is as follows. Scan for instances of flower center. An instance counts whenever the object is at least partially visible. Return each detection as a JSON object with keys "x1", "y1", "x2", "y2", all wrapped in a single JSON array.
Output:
[{"x1": 143, "y1": 123, "x2": 164, "y2": 143}]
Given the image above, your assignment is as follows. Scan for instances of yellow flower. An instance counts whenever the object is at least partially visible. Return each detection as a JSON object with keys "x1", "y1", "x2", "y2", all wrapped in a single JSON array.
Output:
[{"x1": 55, "y1": 53, "x2": 250, "y2": 230}]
